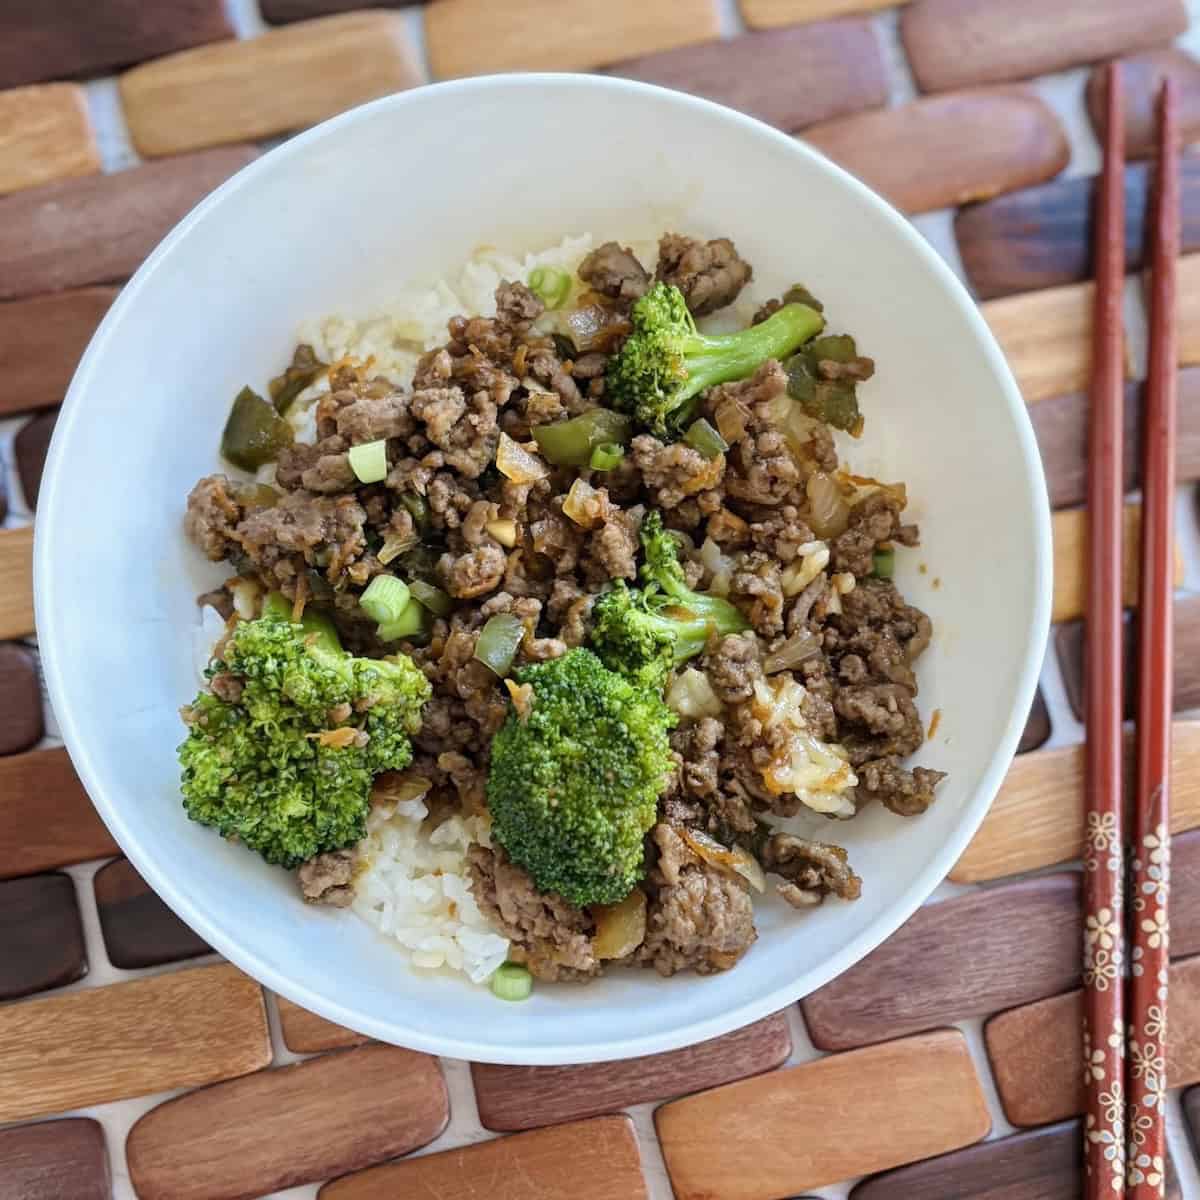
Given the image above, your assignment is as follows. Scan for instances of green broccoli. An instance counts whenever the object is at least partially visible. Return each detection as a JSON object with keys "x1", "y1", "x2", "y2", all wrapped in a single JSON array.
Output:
[
  {"x1": 605, "y1": 281, "x2": 825, "y2": 436},
  {"x1": 486, "y1": 648, "x2": 676, "y2": 907},
  {"x1": 178, "y1": 600, "x2": 430, "y2": 868},
  {"x1": 590, "y1": 511, "x2": 749, "y2": 686}
]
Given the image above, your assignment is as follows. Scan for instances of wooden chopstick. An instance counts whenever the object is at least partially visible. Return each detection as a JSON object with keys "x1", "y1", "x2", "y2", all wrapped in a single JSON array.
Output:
[
  {"x1": 1126, "y1": 78, "x2": 1179, "y2": 1200},
  {"x1": 1083, "y1": 60, "x2": 1128, "y2": 1200}
]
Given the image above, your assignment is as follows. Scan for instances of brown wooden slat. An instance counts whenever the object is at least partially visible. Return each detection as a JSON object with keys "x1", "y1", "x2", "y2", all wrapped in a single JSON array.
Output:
[
  {"x1": 0, "y1": 0, "x2": 233, "y2": 90},
  {"x1": 801, "y1": 875, "x2": 1081, "y2": 1051},
  {"x1": 94, "y1": 857, "x2": 210, "y2": 969},
  {"x1": 739, "y1": 0, "x2": 900, "y2": 31},
  {"x1": 320, "y1": 1114, "x2": 648, "y2": 1200},
  {"x1": 0, "y1": 84, "x2": 99, "y2": 197},
  {"x1": 1019, "y1": 687, "x2": 1051, "y2": 753},
  {"x1": 127, "y1": 1043, "x2": 448, "y2": 1200},
  {"x1": 802, "y1": 90, "x2": 1069, "y2": 217},
  {"x1": 0, "y1": 746, "x2": 120, "y2": 880},
  {"x1": 276, "y1": 995, "x2": 367, "y2": 1054},
  {"x1": 473, "y1": 1011, "x2": 791, "y2": 1132},
  {"x1": 425, "y1": 0, "x2": 720, "y2": 78},
  {"x1": 609, "y1": 22, "x2": 887, "y2": 134},
  {"x1": 263, "y1": 0, "x2": 422, "y2": 19},
  {"x1": 0, "y1": 288, "x2": 116, "y2": 417},
  {"x1": 119, "y1": 14, "x2": 421, "y2": 158},
  {"x1": 986, "y1": 954, "x2": 1200, "y2": 1128},
  {"x1": 901, "y1": 0, "x2": 1188, "y2": 94},
  {"x1": 0, "y1": 963, "x2": 270, "y2": 1123},
  {"x1": 852, "y1": 1119, "x2": 1181, "y2": 1200},
  {"x1": 15, "y1": 409, "x2": 56, "y2": 509},
  {"x1": 0, "y1": 1118, "x2": 109, "y2": 1200},
  {"x1": 0, "y1": 641, "x2": 42, "y2": 756},
  {"x1": 0, "y1": 145, "x2": 259, "y2": 301},
  {"x1": 0, "y1": 525, "x2": 34, "y2": 640},
  {"x1": 0, "y1": 873, "x2": 86, "y2": 1000},
  {"x1": 956, "y1": 158, "x2": 1200, "y2": 300},
  {"x1": 953, "y1": 721, "x2": 1200, "y2": 884},
  {"x1": 1184, "y1": 1086, "x2": 1200, "y2": 1161},
  {"x1": 657, "y1": 1030, "x2": 989, "y2": 1199},
  {"x1": 1087, "y1": 49, "x2": 1200, "y2": 161}
]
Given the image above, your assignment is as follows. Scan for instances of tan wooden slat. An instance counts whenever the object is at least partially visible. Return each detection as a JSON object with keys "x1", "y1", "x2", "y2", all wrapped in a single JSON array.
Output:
[
  {"x1": 118, "y1": 14, "x2": 421, "y2": 158},
  {"x1": 0, "y1": 963, "x2": 270, "y2": 1123},
  {"x1": 0, "y1": 84, "x2": 100, "y2": 197},
  {"x1": 320, "y1": 1114, "x2": 648, "y2": 1200},
  {"x1": 656, "y1": 1030, "x2": 990, "y2": 1198},
  {"x1": 127, "y1": 1044, "x2": 448, "y2": 1200},
  {"x1": 951, "y1": 719, "x2": 1200, "y2": 883},
  {"x1": 740, "y1": 0, "x2": 900, "y2": 31},
  {"x1": 803, "y1": 90, "x2": 1068, "y2": 217},
  {"x1": 275, "y1": 995, "x2": 367, "y2": 1054},
  {"x1": 425, "y1": 0, "x2": 720, "y2": 79},
  {"x1": 1175, "y1": 252, "x2": 1200, "y2": 367},
  {"x1": 0, "y1": 525, "x2": 34, "y2": 639}
]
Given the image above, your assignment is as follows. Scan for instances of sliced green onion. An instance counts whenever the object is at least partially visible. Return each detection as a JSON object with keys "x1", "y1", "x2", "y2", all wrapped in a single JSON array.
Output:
[
  {"x1": 474, "y1": 612, "x2": 525, "y2": 677},
  {"x1": 684, "y1": 417, "x2": 729, "y2": 460},
  {"x1": 348, "y1": 439, "x2": 388, "y2": 484},
  {"x1": 528, "y1": 266, "x2": 571, "y2": 310},
  {"x1": 490, "y1": 962, "x2": 533, "y2": 1002},
  {"x1": 531, "y1": 408, "x2": 632, "y2": 467},
  {"x1": 378, "y1": 600, "x2": 429, "y2": 642},
  {"x1": 360, "y1": 575, "x2": 410, "y2": 625},
  {"x1": 409, "y1": 579, "x2": 452, "y2": 617},
  {"x1": 872, "y1": 547, "x2": 895, "y2": 579},
  {"x1": 399, "y1": 492, "x2": 431, "y2": 533},
  {"x1": 589, "y1": 442, "x2": 625, "y2": 472}
]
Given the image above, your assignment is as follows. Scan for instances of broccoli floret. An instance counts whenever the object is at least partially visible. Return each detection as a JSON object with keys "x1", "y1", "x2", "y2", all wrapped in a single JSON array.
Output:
[
  {"x1": 178, "y1": 604, "x2": 430, "y2": 868},
  {"x1": 605, "y1": 281, "x2": 825, "y2": 436},
  {"x1": 486, "y1": 648, "x2": 676, "y2": 907}
]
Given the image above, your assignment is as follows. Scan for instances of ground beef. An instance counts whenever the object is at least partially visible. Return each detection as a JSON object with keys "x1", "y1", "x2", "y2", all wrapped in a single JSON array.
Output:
[
  {"x1": 761, "y1": 833, "x2": 861, "y2": 908},
  {"x1": 630, "y1": 435, "x2": 726, "y2": 509},
  {"x1": 209, "y1": 671, "x2": 244, "y2": 704},
  {"x1": 656, "y1": 233, "x2": 752, "y2": 316},
  {"x1": 835, "y1": 683, "x2": 925, "y2": 765},
  {"x1": 581, "y1": 504, "x2": 641, "y2": 585},
  {"x1": 726, "y1": 428, "x2": 804, "y2": 508},
  {"x1": 467, "y1": 844, "x2": 599, "y2": 982},
  {"x1": 495, "y1": 280, "x2": 544, "y2": 329},
  {"x1": 825, "y1": 578, "x2": 932, "y2": 693},
  {"x1": 831, "y1": 491, "x2": 920, "y2": 577},
  {"x1": 297, "y1": 849, "x2": 356, "y2": 907},
  {"x1": 703, "y1": 633, "x2": 762, "y2": 705},
  {"x1": 335, "y1": 392, "x2": 414, "y2": 443},
  {"x1": 409, "y1": 387, "x2": 499, "y2": 479},
  {"x1": 578, "y1": 241, "x2": 651, "y2": 305},
  {"x1": 672, "y1": 718, "x2": 723, "y2": 801},
  {"x1": 748, "y1": 505, "x2": 814, "y2": 564},
  {"x1": 729, "y1": 551, "x2": 785, "y2": 636},
  {"x1": 184, "y1": 475, "x2": 246, "y2": 561},
  {"x1": 234, "y1": 491, "x2": 368, "y2": 589},
  {"x1": 855, "y1": 756, "x2": 946, "y2": 816}
]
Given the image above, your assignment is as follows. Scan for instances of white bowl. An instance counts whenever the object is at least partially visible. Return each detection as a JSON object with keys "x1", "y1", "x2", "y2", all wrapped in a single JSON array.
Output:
[{"x1": 36, "y1": 74, "x2": 1051, "y2": 1065}]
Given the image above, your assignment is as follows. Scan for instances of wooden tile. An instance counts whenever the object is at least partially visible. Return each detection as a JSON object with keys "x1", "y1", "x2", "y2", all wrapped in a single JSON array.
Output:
[
  {"x1": 986, "y1": 955, "x2": 1200, "y2": 1128},
  {"x1": 802, "y1": 875, "x2": 1080, "y2": 1051},
  {"x1": 1175, "y1": 253, "x2": 1200, "y2": 368},
  {"x1": 740, "y1": 0, "x2": 900, "y2": 31},
  {"x1": 276, "y1": 995, "x2": 368, "y2": 1054},
  {"x1": 263, "y1": 0, "x2": 425, "y2": 21},
  {"x1": 957, "y1": 157, "x2": 1200, "y2": 300},
  {"x1": 473, "y1": 1012, "x2": 792, "y2": 1131},
  {"x1": 94, "y1": 857, "x2": 210, "y2": 969},
  {"x1": 901, "y1": 0, "x2": 1188, "y2": 95},
  {"x1": 657, "y1": 1030, "x2": 989, "y2": 1199},
  {"x1": 1087, "y1": 50, "x2": 1200, "y2": 161},
  {"x1": 610, "y1": 22, "x2": 887, "y2": 134},
  {"x1": 0, "y1": 525, "x2": 34, "y2": 640},
  {"x1": 1018, "y1": 687, "x2": 1050, "y2": 754},
  {"x1": 852, "y1": 1119, "x2": 1181, "y2": 1200},
  {"x1": 1051, "y1": 502, "x2": 1181, "y2": 625},
  {"x1": 0, "y1": 288, "x2": 116, "y2": 417},
  {"x1": 0, "y1": 962, "x2": 270, "y2": 1123},
  {"x1": 15, "y1": 409, "x2": 56, "y2": 509},
  {"x1": 119, "y1": 14, "x2": 421, "y2": 158},
  {"x1": 0, "y1": 641, "x2": 42, "y2": 755},
  {"x1": 0, "y1": 746, "x2": 120, "y2": 879},
  {"x1": 128, "y1": 1043, "x2": 447, "y2": 1200},
  {"x1": 0, "y1": 873, "x2": 85, "y2": 1000},
  {"x1": 952, "y1": 720, "x2": 1200, "y2": 884},
  {"x1": 425, "y1": 0, "x2": 720, "y2": 78},
  {"x1": 320, "y1": 1114, "x2": 648, "y2": 1200},
  {"x1": 803, "y1": 90, "x2": 1068, "y2": 216},
  {"x1": 0, "y1": 84, "x2": 99, "y2": 197},
  {"x1": 0, "y1": 1118, "x2": 109, "y2": 1200},
  {"x1": 0, "y1": 145, "x2": 258, "y2": 302},
  {"x1": 0, "y1": 0, "x2": 233, "y2": 90}
]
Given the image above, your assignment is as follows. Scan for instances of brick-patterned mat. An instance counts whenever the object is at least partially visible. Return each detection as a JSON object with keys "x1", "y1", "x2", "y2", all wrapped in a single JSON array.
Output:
[{"x1": 3, "y1": 1, "x2": 1200, "y2": 1197}]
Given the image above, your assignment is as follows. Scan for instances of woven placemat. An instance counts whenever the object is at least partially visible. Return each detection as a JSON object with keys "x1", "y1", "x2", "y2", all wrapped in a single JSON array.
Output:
[{"x1": 3, "y1": 1, "x2": 1200, "y2": 1197}]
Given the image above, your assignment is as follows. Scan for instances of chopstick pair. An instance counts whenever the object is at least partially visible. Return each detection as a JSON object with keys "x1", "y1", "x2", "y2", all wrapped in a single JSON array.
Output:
[{"x1": 1083, "y1": 65, "x2": 1179, "y2": 1200}]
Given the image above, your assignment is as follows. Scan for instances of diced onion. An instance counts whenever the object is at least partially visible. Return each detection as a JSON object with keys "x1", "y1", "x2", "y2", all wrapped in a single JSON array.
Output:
[
  {"x1": 832, "y1": 572, "x2": 857, "y2": 595},
  {"x1": 679, "y1": 828, "x2": 766, "y2": 894},
  {"x1": 495, "y1": 432, "x2": 549, "y2": 483},
  {"x1": 698, "y1": 537, "x2": 734, "y2": 597},
  {"x1": 781, "y1": 542, "x2": 830, "y2": 596},
  {"x1": 592, "y1": 889, "x2": 647, "y2": 959},
  {"x1": 562, "y1": 477, "x2": 603, "y2": 527},
  {"x1": 665, "y1": 668, "x2": 724, "y2": 718},
  {"x1": 359, "y1": 574, "x2": 410, "y2": 625},
  {"x1": 714, "y1": 397, "x2": 749, "y2": 445},
  {"x1": 762, "y1": 628, "x2": 822, "y2": 674},
  {"x1": 486, "y1": 518, "x2": 518, "y2": 548},
  {"x1": 348, "y1": 438, "x2": 388, "y2": 484},
  {"x1": 228, "y1": 576, "x2": 262, "y2": 621},
  {"x1": 377, "y1": 529, "x2": 418, "y2": 565},
  {"x1": 806, "y1": 472, "x2": 850, "y2": 539}
]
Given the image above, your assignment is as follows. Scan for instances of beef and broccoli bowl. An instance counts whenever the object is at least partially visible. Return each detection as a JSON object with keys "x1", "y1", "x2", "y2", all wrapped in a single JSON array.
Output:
[{"x1": 181, "y1": 231, "x2": 945, "y2": 999}]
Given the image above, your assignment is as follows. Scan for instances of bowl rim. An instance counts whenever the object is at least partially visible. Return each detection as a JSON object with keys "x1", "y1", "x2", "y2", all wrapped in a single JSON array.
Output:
[{"x1": 34, "y1": 72, "x2": 1053, "y2": 1064}]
